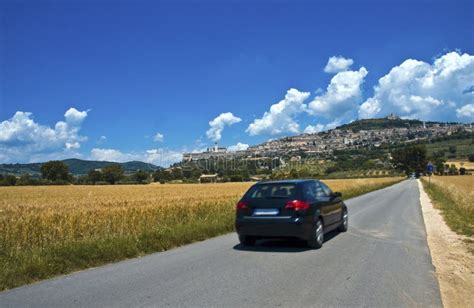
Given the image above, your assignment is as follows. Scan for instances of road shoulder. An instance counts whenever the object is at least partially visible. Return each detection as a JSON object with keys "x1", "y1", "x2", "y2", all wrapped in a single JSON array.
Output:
[{"x1": 417, "y1": 180, "x2": 474, "y2": 308}]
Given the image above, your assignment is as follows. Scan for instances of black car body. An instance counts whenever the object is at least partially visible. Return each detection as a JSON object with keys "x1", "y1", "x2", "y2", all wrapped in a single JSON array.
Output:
[{"x1": 235, "y1": 179, "x2": 348, "y2": 248}]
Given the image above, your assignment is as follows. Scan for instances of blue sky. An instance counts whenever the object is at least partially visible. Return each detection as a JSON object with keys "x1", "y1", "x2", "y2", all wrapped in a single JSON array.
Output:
[{"x1": 1, "y1": 0, "x2": 473, "y2": 165}]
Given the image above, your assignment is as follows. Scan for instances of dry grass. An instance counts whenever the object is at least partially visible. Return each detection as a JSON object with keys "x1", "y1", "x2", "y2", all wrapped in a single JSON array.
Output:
[
  {"x1": 422, "y1": 175, "x2": 474, "y2": 237},
  {"x1": 0, "y1": 177, "x2": 402, "y2": 290}
]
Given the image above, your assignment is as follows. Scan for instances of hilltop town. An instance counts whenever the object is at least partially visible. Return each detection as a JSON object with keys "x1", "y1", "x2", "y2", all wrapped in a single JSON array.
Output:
[{"x1": 183, "y1": 115, "x2": 473, "y2": 162}]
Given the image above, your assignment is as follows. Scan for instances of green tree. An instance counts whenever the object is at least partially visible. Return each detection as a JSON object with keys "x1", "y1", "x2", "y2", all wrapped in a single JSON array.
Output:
[
  {"x1": 391, "y1": 145, "x2": 428, "y2": 175},
  {"x1": 88, "y1": 169, "x2": 103, "y2": 184},
  {"x1": 191, "y1": 169, "x2": 202, "y2": 179},
  {"x1": 41, "y1": 160, "x2": 69, "y2": 182},
  {"x1": 0, "y1": 175, "x2": 17, "y2": 186},
  {"x1": 171, "y1": 168, "x2": 183, "y2": 180},
  {"x1": 289, "y1": 168, "x2": 299, "y2": 178},
  {"x1": 17, "y1": 174, "x2": 33, "y2": 186},
  {"x1": 134, "y1": 170, "x2": 149, "y2": 184},
  {"x1": 325, "y1": 166, "x2": 338, "y2": 175},
  {"x1": 468, "y1": 153, "x2": 474, "y2": 162},
  {"x1": 101, "y1": 164, "x2": 124, "y2": 184},
  {"x1": 430, "y1": 150, "x2": 446, "y2": 175},
  {"x1": 153, "y1": 170, "x2": 172, "y2": 183}
]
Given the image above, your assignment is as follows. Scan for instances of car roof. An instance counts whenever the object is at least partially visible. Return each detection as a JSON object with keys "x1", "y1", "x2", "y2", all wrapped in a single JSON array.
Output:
[{"x1": 255, "y1": 179, "x2": 318, "y2": 185}]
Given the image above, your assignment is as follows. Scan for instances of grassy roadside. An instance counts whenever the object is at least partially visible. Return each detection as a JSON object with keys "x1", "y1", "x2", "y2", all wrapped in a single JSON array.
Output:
[
  {"x1": 0, "y1": 178, "x2": 402, "y2": 291},
  {"x1": 421, "y1": 177, "x2": 473, "y2": 237}
]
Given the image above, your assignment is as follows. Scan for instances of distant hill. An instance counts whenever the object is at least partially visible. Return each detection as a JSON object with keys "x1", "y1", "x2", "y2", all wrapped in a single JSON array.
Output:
[
  {"x1": 336, "y1": 117, "x2": 425, "y2": 131},
  {"x1": 0, "y1": 159, "x2": 161, "y2": 176}
]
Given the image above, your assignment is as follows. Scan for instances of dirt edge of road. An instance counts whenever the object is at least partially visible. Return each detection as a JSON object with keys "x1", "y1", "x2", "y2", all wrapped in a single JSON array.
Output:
[{"x1": 417, "y1": 180, "x2": 474, "y2": 308}]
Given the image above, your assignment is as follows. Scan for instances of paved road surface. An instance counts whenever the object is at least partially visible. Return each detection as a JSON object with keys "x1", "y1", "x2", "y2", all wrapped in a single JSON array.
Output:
[{"x1": 0, "y1": 180, "x2": 442, "y2": 307}]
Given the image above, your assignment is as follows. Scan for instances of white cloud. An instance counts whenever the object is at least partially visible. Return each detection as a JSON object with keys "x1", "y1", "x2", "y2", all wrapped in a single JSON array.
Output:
[
  {"x1": 246, "y1": 88, "x2": 310, "y2": 136},
  {"x1": 145, "y1": 149, "x2": 182, "y2": 167},
  {"x1": 304, "y1": 124, "x2": 324, "y2": 134},
  {"x1": 206, "y1": 112, "x2": 241, "y2": 142},
  {"x1": 358, "y1": 51, "x2": 474, "y2": 121},
  {"x1": 304, "y1": 120, "x2": 341, "y2": 134},
  {"x1": 227, "y1": 142, "x2": 249, "y2": 152},
  {"x1": 307, "y1": 67, "x2": 368, "y2": 118},
  {"x1": 65, "y1": 142, "x2": 80, "y2": 150},
  {"x1": 0, "y1": 108, "x2": 88, "y2": 163},
  {"x1": 324, "y1": 56, "x2": 354, "y2": 73},
  {"x1": 153, "y1": 132, "x2": 164, "y2": 142},
  {"x1": 90, "y1": 148, "x2": 130, "y2": 162},
  {"x1": 90, "y1": 148, "x2": 183, "y2": 167},
  {"x1": 456, "y1": 104, "x2": 474, "y2": 119},
  {"x1": 64, "y1": 107, "x2": 88, "y2": 124}
]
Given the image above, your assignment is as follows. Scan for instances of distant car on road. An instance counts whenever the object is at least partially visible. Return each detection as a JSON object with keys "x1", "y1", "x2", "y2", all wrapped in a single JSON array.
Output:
[{"x1": 235, "y1": 179, "x2": 348, "y2": 249}]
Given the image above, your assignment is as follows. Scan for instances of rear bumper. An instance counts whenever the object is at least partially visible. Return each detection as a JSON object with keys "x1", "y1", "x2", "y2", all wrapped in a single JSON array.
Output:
[{"x1": 235, "y1": 216, "x2": 313, "y2": 240}]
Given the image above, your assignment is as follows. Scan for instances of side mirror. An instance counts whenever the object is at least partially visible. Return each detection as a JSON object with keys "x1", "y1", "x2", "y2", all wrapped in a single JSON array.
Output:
[{"x1": 333, "y1": 192, "x2": 342, "y2": 198}]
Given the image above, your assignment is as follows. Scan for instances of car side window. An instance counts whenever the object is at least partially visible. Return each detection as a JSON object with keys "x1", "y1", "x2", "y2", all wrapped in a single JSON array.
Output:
[
  {"x1": 314, "y1": 182, "x2": 328, "y2": 198},
  {"x1": 303, "y1": 182, "x2": 317, "y2": 202},
  {"x1": 319, "y1": 182, "x2": 333, "y2": 196}
]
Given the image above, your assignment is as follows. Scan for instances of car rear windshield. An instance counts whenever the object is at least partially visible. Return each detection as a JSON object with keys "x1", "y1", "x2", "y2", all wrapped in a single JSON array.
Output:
[{"x1": 244, "y1": 183, "x2": 298, "y2": 199}]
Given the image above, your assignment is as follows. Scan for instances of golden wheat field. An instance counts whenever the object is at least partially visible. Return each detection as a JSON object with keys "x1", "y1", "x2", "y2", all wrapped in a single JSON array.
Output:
[
  {"x1": 0, "y1": 177, "x2": 402, "y2": 290},
  {"x1": 428, "y1": 176, "x2": 474, "y2": 213},
  {"x1": 1, "y1": 178, "x2": 400, "y2": 252},
  {"x1": 424, "y1": 175, "x2": 474, "y2": 235}
]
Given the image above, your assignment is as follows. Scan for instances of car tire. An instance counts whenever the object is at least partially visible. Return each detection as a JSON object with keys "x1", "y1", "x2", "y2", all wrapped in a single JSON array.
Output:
[
  {"x1": 307, "y1": 218, "x2": 324, "y2": 249},
  {"x1": 239, "y1": 235, "x2": 256, "y2": 246},
  {"x1": 338, "y1": 208, "x2": 348, "y2": 232}
]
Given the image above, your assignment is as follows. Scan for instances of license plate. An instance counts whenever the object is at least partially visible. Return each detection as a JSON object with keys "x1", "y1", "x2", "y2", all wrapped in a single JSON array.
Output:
[{"x1": 253, "y1": 208, "x2": 279, "y2": 216}]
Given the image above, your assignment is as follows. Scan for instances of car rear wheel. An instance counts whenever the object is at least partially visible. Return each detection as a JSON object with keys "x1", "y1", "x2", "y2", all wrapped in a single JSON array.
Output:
[
  {"x1": 239, "y1": 235, "x2": 256, "y2": 246},
  {"x1": 338, "y1": 208, "x2": 348, "y2": 232},
  {"x1": 307, "y1": 218, "x2": 324, "y2": 249}
]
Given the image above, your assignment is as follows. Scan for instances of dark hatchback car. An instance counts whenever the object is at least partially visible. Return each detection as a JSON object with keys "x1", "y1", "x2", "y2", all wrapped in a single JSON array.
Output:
[{"x1": 235, "y1": 179, "x2": 348, "y2": 249}]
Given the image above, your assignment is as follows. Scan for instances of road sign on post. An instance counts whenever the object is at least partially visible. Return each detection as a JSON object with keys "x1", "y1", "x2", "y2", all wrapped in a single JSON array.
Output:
[{"x1": 426, "y1": 162, "x2": 433, "y2": 186}]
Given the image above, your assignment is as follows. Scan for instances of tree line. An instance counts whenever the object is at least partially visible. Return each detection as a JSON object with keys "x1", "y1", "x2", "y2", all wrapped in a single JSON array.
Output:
[
  {"x1": 391, "y1": 145, "x2": 471, "y2": 176},
  {"x1": 1, "y1": 146, "x2": 472, "y2": 186},
  {"x1": 0, "y1": 161, "x2": 151, "y2": 186}
]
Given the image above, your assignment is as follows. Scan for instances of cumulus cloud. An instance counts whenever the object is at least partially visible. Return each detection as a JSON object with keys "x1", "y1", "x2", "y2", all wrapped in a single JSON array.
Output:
[
  {"x1": 145, "y1": 149, "x2": 183, "y2": 166},
  {"x1": 227, "y1": 142, "x2": 249, "y2": 152},
  {"x1": 358, "y1": 51, "x2": 474, "y2": 121},
  {"x1": 304, "y1": 124, "x2": 325, "y2": 134},
  {"x1": 307, "y1": 67, "x2": 368, "y2": 118},
  {"x1": 324, "y1": 56, "x2": 354, "y2": 73},
  {"x1": 90, "y1": 148, "x2": 182, "y2": 167},
  {"x1": 0, "y1": 108, "x2": 88, "y2": 163},
  {"x1": 206, "y1": 112, "x2": 241, "y2": 142},
  {"x1": 456, "y1": 104, "x2": 474, "y2": 119},
  {"x1": 64, "y1": 107, "x2": 88, "y2": 124},
  {"x1": 246, "y1": 88, "x2": 310, "y2": 136},
  {"x1": 90, "y1": 148, "x2": 129, "y2": 162},
  {"x1": 304, "y1": 120, "x2": 341, "y2": 134},
  {"x1": 153, "y1": 132, "x2": 164, "y2": 142}
]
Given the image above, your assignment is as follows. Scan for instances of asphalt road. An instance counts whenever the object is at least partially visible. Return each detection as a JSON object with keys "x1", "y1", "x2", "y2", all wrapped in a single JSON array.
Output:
[{"x1": 0, "y1": 180, "x2": 442, "y2": 307}]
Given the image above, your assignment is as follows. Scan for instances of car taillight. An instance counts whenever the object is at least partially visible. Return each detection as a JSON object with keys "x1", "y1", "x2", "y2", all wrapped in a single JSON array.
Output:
[
  {"x1": 285, "y1": 200, "x2": 310, "y2": 211},
  {"x1": 236, "y1": 201, "x2": 248, "y2": 209}
]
